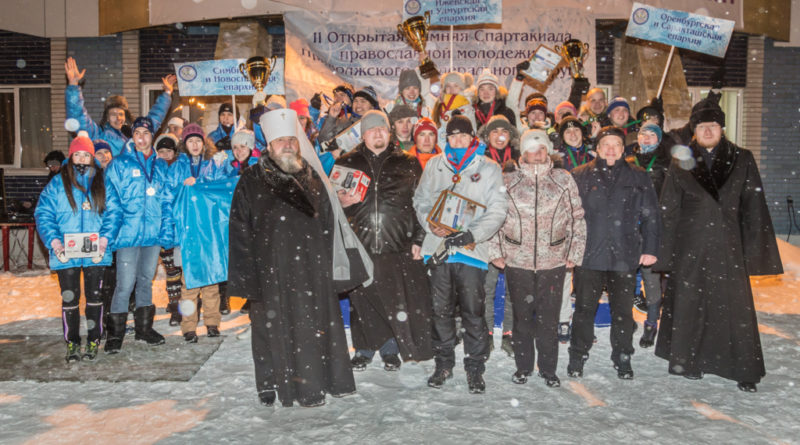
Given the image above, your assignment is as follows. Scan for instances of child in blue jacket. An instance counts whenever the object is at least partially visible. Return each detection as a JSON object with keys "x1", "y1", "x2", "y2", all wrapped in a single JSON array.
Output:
[{"x1": 35, "y1": 132, "x2": 112, "y2": 362}]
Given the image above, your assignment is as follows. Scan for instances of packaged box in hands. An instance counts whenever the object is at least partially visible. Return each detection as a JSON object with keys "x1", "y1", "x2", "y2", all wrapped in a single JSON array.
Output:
[
  {"x1": 64, "y1": 232, "x2": 100, "y2": 259},
  {"x1": 329, "y1": 165, "x2": 371, "y2": 202}
]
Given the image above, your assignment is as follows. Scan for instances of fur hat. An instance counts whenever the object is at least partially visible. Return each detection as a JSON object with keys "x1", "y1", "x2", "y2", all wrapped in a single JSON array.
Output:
[
  {"x1": 478, "y1": 115, "x2": 518, "y2": 146},
  {"x1": 520, "y1": 129, "x2": 553, "y2": 155},
  {"x1": 690, "y1": 102, "x2": 725, "y2": 131},
  {"x1": 100, "y1": 95, "x2": 132, "y2": 128},
  {"x1": 388, "y1": 105, "x2": 418, "y2": 124}
]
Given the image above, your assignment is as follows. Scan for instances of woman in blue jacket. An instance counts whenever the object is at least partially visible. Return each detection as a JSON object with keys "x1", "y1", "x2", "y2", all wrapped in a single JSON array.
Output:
[
  {"x1": 101, "y1": 117, "x2": 174, "y2": 353},
  {"x1": 35, "y1": 132, "x2": 112, "y2": 363}
]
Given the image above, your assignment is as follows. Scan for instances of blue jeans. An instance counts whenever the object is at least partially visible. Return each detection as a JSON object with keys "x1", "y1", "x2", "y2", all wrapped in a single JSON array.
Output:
[
  {"x1": 356, "y1": 338, "x2": 399, "y2": 360},
  {"x1": 110, "y1": 245, "x2": 161, "y2": 313}
]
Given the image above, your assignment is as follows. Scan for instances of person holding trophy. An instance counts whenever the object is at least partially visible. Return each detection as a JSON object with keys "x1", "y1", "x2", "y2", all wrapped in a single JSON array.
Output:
[{"x1": 413, "y1": 115, "x2": 508, "y2": 394}]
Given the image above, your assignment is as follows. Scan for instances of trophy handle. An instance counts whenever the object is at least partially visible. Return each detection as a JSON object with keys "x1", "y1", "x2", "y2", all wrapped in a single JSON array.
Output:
[
  {"x1": 238, "y1": 63, "x2": 248, "y2": 81},
  {"x1": 270, "y1": 56, "x2": 278, "y2": 75},
  {"x1": 424, "y1": 10, "x2": 430, "y2": 25},
  {"x1": 397, "y1": 24, "x2": 404, "y2": 35},
  {"x1": 554, "y1": 44, "x2": 562, "y2": 54}
]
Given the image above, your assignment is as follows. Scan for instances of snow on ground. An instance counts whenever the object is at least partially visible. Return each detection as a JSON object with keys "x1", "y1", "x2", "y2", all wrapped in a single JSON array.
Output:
[{"x1": 0, "y1": 240, "x2": 799, "y2": 444}]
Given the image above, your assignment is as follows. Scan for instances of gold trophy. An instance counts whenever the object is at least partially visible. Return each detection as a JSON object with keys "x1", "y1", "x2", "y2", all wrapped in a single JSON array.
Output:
[
  {"x1": 555, "y1": 39, "x2": 590, "y2": 79},
  {"x1": 239, "y1": 55, "x2": 277, "y2": 105},
  {"x1": 398, "y1": 12, "x2": 439, "y2": 79}
]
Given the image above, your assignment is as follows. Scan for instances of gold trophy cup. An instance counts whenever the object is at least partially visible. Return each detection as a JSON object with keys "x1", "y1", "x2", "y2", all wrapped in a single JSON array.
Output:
[
  {"x1": 398, "y1": 12, "x2": 440, "y2": 79},
  {"x1": 555, "y1": 39, "x2": 590, "y2": 79},
  {"x1": 239, "y1": 55, "x2": 277, "y2": 105}
]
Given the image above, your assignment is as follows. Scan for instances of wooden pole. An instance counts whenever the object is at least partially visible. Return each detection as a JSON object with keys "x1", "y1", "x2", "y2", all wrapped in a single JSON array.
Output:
[{"x1": 656, "y1": 45, "x2": 676, "y2": 99}]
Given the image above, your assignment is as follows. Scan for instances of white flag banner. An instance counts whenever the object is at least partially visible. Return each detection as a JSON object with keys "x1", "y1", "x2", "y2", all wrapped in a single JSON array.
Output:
[{"x1": 284, "y1": 7, "x2": 595, "y2": 110}]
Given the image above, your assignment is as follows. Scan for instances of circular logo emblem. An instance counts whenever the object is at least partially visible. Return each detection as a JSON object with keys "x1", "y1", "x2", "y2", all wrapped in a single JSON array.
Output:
[
  {"x1": 405, "y1": 0, "x2": 421, "y2": 15},
  {"x1": 178, "y1": 65, "x2": 197, "y2": 82},
  {"x1": 632, "y1": 8, "x2": 649, "y2": 25},
  {"x1": 90, "y1": 234, "x2": 98, "y2": 241},
  {"x1": 68, "y1": 240, "x2": 76, "y2": 248}
]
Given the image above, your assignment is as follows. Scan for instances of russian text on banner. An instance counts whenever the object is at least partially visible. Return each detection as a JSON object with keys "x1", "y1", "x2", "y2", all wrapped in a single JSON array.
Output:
[
  {"x1": 174, "y1": 58, "x2": 285, "y2": 96},
  {"x1": 625, "y1": 2, "x2": 734, "y2": 58},
  {"x1": 402, "y1": 0, "x2": 502, "y2": 26}
]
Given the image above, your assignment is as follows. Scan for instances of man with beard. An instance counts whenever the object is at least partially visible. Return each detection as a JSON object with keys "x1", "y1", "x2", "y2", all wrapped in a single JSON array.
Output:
[
  {"x1": 227, "y1": 108, "x2": 373, "y2": 407},
  {"x1": 336, "y1": 110, "x2": 433, "y2": 372},
  {"x1": 654, "y1": 103, "x2": 782, "y2": 392}
]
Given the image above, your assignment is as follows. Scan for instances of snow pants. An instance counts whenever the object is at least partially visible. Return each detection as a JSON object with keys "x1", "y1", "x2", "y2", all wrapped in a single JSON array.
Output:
[
  {"x1": 429, "y1": 262, "x2": 490, "y2": 374},
  {"x1": 57, "y1": 266, "x2": 105, "y2": 344},
  {"x1": 505, "y1": 266, "x2": 565, "y2": 377}
]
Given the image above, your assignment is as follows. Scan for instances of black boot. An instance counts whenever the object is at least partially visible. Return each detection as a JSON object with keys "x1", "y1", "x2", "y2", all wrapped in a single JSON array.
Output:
[
  {"x1": 134, "y1": 305, "x2": 165, "y2": 346},
  {"x1": 104, "y1": 312, "x2": 128, "y2": 354},
  {"x1": 167, "y1": 302, "x2": 181, "y2": 327},
  {"x1": 427, "y1": 367, "x2": 453, "y2": 388},
  {"x1": 567, "y1": 350, "x2": 588, "y2": 378},
  {"x1": 259, "y1": 390, "x2": 276, "y2": 406},
  {"x1": 616, "y1": 353, "x2": 634, "y2": 380},
  {"x1": 240, "y1": 299, "x2": 251, "y2": 314},
  {"x1": 639, "y1": 321, "x2": 658, "y2": 348},
  {"x1": 219, "y1": 282, "x2": 230, "y2": 315},
  {"x1": 466, "y1": 370, "x2": 486, "y2": 394}
]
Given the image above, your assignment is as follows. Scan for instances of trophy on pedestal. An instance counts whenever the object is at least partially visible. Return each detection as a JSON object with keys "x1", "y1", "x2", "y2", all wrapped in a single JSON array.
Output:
[
  {"x1": 398, "y1": 11, "x2": 440, "y2": 79},
  {"x1": 239, "y1": 55, "x2": 277, "y2": 105},
  {"x1": 555, "y1": 39, "x2": 590, "y2": 79}
]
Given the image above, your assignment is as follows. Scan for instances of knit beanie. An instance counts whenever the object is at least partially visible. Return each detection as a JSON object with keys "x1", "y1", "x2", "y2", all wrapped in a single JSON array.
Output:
[
  {"x1": 231, "y1": 129, "x2": 256, "y2": 149},
  {"x1": 476, "y1": 68, "x2": 500, "y2": 91},
  {"x1": 524, "y1": 98, "x2": 548, "y2": 116},
  {"x1": 218, "y1": 103, "x2": 234, "y2": 117},
  {"x1": 69, "y1": 131, "x2": 95, "y2": 156},
  {"x1": 606, "y1": 96, "x2": 630, "y2": 115},
  {"x1": 132, "y1": 117, "x2": 154, "y2": 134},
  {"x1": 360, "y1": 110, "x2": 390, "y2": 134},
  {"x1": 413, "y1": 118, "x2": 438, "y2": 142},
  {"x1": 354, "y1": 86, "x2": 380, "y2": 109},
  {"x1": 289, "y1": 99, "x2": 311, "y2": 119},
  {"x1": 639, "y1": 123, "x2": 663, "y2": 143},
  {"x1": 555, "y1": 101, "x2": 578, "y2": 117},
  {"x1": 333, "y1": 83, "x2": 355, "y2": 102},
  {"x1": 446, "y1": 115, "x2": 474, "y2": 137},
  {"x1": 93, "y1": 139, "x2": 112, "y2": 154},
  {"x1": 442, "y1": 72, "x2": 467, "y2": 90},
  {"x1": 479, "y1": 115, "x2": 518, "y2": 144},
  {"x1": 558, "y1": 116, "x2": 587, "y2": 140},
  {"x1": 595, "y1": 126, "x2": 626, "y2": 146},
  {"x1": 388, "y1": 105, "x2": 418, "y2": 124},
  {"x1": 182, "y1": 123, "x2": 205, "y2": 145},
  {"x1": 398, "y1": 69, "x2": 422, "y2": 92},
  {"x1": 155, "y1": 133, "x2": 179, "y2": 152}
]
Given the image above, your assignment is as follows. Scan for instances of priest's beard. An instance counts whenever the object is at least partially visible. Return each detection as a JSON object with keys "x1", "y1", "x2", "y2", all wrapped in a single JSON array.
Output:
[{"x1": 270, "y1": 148, "x2": 303, "y2": 174}]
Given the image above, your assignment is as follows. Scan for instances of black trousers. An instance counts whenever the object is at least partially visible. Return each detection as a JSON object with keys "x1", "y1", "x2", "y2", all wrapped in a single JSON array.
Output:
[
  {"x1": 570, "y1": 267, "x2": 636, "y2": 360},
  {"x1": 506, "y1": 266, "x2": 566, "y2": 377},
  {"x1": 57, "y1": 266, "x2": 105, "y2": 344},
  {"x1": 429, "y1": 263, "x2": 489, "y2": 373}
]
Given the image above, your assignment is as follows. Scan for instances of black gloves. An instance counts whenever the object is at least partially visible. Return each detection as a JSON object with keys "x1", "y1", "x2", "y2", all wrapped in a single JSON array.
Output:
[
  {"x1": 310, "y1": 93, "x2": 322, "y2": 110},
  {"x1": 710, "y1": 65, "x2": 725, "y2": 90},
  {"x1": 515, "y1": 60, "x2": 530, "y2": 81},
  {"x1": 573, "y1": 77, "x2": 590, "y2": 96},
  {"x1": 445, "y1": 231, "x2": 474, "y2": 249}
]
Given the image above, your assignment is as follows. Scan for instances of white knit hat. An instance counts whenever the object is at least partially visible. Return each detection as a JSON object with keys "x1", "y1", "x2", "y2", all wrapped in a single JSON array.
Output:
[
  {"x1": 231, "y1": 129, "x2": 255, "y2": 149},
  {"x1": 520, "y1": 129, "x2": 553, "y2": 155},
  {"x1": 475, "y1": 68, "x2": 500, "y2": 91},
  {"x1": 259, "y1": 109, "x2": 298, "y2": 144}
]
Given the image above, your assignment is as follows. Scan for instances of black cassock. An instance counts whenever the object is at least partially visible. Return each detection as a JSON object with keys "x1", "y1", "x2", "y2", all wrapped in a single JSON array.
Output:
[
  {"x1": 654, "y1": 139, "x2": 782, "y2": 383},
  {"x1": 228, "y1": 157, "x2": 355, "y2": 407}
]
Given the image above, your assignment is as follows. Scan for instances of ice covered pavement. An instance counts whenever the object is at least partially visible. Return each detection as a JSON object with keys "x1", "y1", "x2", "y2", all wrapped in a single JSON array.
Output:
[{"x1": 0, "y1": 241, "x2": 798, "y2": 444}]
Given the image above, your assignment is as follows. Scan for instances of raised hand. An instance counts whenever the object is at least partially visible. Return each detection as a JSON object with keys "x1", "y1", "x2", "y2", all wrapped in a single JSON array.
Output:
[
  {"x1": 64, "y1": 57, "x2": 86, "y2": 86},
  {"x1": 162, "y1": 74, "x2": 177, "y2": 94}
]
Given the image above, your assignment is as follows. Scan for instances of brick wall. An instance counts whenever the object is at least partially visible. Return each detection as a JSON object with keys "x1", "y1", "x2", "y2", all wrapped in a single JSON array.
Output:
[
  {"x1": 4, "y1": 174, "x2": 48, "y2": 201},
  {"x1": 0, "y1": 31, "x2": 50, "y2": 85},
  {"x1": 759, "y1": 38, "x2": 800, "y2": 235},
  {"x1": 66, "y1": 35, "x2": 124, "y2": 122}
]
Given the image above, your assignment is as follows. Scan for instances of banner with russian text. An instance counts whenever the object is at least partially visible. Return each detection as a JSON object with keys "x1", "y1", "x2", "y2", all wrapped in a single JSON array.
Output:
[
  {"x1": 174, "y1": 58, "x2": 285, "y2": 96},
  {"x1": 402, "y1": 0, "x2": 503, "y2": 26},
  {"x1": 284, "y1": 8, "x2": 595, "y2": 110},
  {"x1": 625, "y1": 3, "x2": 735, "y2": 58}
]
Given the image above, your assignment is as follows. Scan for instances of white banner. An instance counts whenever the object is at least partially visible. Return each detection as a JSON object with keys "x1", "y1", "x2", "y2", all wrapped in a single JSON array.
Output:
[
  {"x1": 284, "y1": 7, "x2": 595, "y2": 110},
  {"x1": 402, "y1": 0, "x2": 503, "y2": 25}
]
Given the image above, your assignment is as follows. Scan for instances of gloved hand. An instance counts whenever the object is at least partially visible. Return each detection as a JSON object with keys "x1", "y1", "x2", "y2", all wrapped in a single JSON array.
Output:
[
  {"x1": 515, "y1": 60, "x2": 530, "y2": 81},
  {"x1": 310, "y1": 93, "x2": 322, "y2": 110},
  {"x1": 573, "y1": 77, "x2": 590, "y2": 96},
  {"x1": 427, "y1": 240, "x2": 449, "y2": 266},
  {"x1": 710, "y1": 65, "x2": 725, "y2": 90},
  {"x1": 51, "y1": 239, "x2": 68, "y2": 263},
  {"x1": 92, "y1": 237, "x2": 108, "y2": 264},
  {"x1": 444, "y1": 231, "x2": 474, "y2": 249}
]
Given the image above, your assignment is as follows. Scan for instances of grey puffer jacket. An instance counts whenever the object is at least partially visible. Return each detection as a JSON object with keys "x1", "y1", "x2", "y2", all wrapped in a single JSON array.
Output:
[{"x1": 489, "y1": 159, "x2": 586, "y2": 271}]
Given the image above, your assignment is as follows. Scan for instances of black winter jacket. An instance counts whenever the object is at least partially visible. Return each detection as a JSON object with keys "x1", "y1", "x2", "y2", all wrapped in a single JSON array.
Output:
[
  {"x1": 572, "y1": 157, "x2": 660, "y2": 271},
  {"x1": 625, "y1": 143, "x2": 672, "y2": 198},
  {"x1": 335, "y1": 142, "x2": 425, "y2": 255}
]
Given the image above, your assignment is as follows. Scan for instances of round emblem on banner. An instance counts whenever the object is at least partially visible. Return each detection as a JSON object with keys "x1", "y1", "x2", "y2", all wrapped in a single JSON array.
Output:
[
  {"x1": 405, "y1": 0, "x2": 421, "y2": 15},
  {"x1": 178, "y1": 65, "x2": 197, "y2": 82},
  {"x1": 632, "y1": 8, "x2": 649, "y2": 25}
]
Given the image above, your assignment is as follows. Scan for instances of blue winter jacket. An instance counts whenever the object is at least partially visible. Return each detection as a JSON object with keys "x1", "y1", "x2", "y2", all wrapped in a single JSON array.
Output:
[
  {"x1": 34, "y1": 165, "x2": 113, "y2": 270},
  {"x1": 221, "y1": 149, "x2": 258, "y2": 176},
  {"x1": 168, "y1": 153, "x2": 229, "y2": 190},
  {"x1": 101, "y1": 141, "x2": 174, "y2": 250},
  {"x1": 65, "y1": 85, "x2": 172, "y2": 157},
  {"x1": 208, "y1": 124, "x2": 235, "y2": 145}
]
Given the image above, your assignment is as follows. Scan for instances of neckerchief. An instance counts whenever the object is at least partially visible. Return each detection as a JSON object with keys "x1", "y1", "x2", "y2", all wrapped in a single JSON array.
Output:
[
  {"x1": 475, "y1": 101, "x2": 496, "y2": 125},
  {"x1": 439, "y1": 94, "x2": 458, "y2": 122},
  {"x1": 446, "y1": 138, "x2": 480, "y2": 174},
  {"x1": 487, "y1": 145, "x2": 511, "y2": 164}
]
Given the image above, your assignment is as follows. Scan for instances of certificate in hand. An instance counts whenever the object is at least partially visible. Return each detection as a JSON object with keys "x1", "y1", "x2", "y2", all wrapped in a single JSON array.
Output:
[{"x1": 426, "y1": 190, "x2": 486, "y2": 233}]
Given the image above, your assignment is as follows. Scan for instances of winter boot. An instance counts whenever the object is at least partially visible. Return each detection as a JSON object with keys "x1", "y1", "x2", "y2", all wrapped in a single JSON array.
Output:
[
  {"x1": 557, "y1": 322, "x2": 571, "y2": 343},
  {"x1": 633, "y1": 292, "x2": 647, "y2": 314},
  {"x1": 104, "y1": 313, "x2": 128, "y2": 354},
  {"x1": 466, "y1": 370, "x2": 486, "y2": 394},
  {"x1": 350, "y1": 354, "x2": 372, "y2": 371},
  {"x1": 639, "y1": 321, "x2": 658, "y2": 348},
  {"x1": 501, "y1": 334, "x2": 514, "y2": 358},
  {"x1": 259, "y1": 390, "x2": 276, "y2": 407},
  {"x1": 567, "y1": 350, "x2": 588, "y2": 378},
  {"x1": 207, "y1": 326, "x2": 220, "y2": 337},
  {"x1": 218, "y1": 282, "x2": 230, "y2": 315},
  {"x1": 383, "y1": 354, "x2": 402, "y2": 371},
  {"x1": 511, "y1": 370, "x2": 529, "y2": 384},
  {"x1": 427, "y1": 366, "x2": 453, "y2": 388},
  {"x1": 737, "y1": 382, "x2": 757, "y2": 392},
  {"x1": 538, "y1": 371, "x2": 561, "y2": 388},
  {"x1": 134, "y1": 305, "x2": 165, "y2": 346},
  {"x1": 65, "y1": 342, "x2": 81, "y2": 363},
  {"x1": 83, "y1": 340, "x2": 99, "y2": 361},
  {"x1": 184, "y1": 331, "x2": 198, "y2": 343},
  {"x1": 167, "y1": 302, "x2": 182, "y2": 327},
  {"x1": 616, "y1": 353, "x2": 634, "y2": 380}
]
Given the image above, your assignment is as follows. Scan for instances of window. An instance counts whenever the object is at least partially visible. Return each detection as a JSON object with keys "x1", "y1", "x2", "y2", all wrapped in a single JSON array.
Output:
[
  {"x1": 688, "y1": 87, "x2": 743, "y2": 146},
  {"x1": 0, "y1": 86, "x2": 52, "y2": 168}
]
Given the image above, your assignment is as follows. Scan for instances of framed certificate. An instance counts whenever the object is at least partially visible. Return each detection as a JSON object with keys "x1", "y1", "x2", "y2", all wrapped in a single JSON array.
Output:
[
  {"x1": 521, "y1": 45, "x2": 566, "y2": 92},
  {"x1": 426, "y1": 190, "x2": 486, "y2": 250}
]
